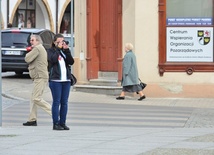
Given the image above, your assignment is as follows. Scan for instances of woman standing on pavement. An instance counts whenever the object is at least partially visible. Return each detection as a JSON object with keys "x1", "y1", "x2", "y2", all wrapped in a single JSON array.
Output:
[
  {"x1": 116, "y1": 43, "x2": 146, "y2": 101},
  {"x1": 47, "y1": 34, "x2": 74, "y2": 130}
]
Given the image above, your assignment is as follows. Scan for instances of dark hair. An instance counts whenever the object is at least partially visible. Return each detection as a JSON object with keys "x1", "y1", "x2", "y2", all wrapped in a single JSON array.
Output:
[
  {"x1": 7, "y1": 23, "x2": 12, "y2": 28},
  {"x1": 54, "y1": 34, "x2": 64, "y2": 41},
  {"x1": 52, "y1": 34, "x2": 64, "y2": 47}
]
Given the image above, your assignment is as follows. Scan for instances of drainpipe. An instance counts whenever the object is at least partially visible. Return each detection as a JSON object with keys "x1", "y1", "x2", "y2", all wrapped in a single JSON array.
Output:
[
  {"x1": 7, "y1": 0, "x2": 9, "y2": 25},
  {"x1": 0, "y1": 0, "x2": 2, "y2": 127},
  {"x1": 70, "y1": 0, "x2": 74, "y2": 55},
  {"x1": 56, "y1": 0, "x2": 58, "y2": 33}
]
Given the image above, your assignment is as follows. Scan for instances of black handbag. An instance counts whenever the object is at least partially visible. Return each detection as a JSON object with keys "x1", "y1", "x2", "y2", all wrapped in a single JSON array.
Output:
[
  {"x1": 70, "y1": 74, "x2": 77, "y2": 86},
  {"x1": 139, "y1": 78, "x2": 147, "y2": 90}
]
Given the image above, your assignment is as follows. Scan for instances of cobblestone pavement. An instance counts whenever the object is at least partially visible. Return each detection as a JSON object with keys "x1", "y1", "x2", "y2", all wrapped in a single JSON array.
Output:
[
  {"x1": 185, "y1": 109, "x2": 214, "y2": 128},
  {"x1": 142, "y1": 132, "x2": 214, "y2": 155}
]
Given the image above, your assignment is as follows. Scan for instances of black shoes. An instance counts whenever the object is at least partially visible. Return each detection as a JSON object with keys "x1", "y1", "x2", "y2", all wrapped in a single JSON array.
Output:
[
  {"x1": 22, "y1": 121, "x2": 70, "y2": 130},
  {"x1": 23, "y1": 121, "x2": 37, "y2": 126},
  {"x1": 60, "y1": 124, "x2": 70, "y2": 130},
  {"x1": 116, "y1": 95, "x2": 146, "y2": 101},
  {"x1": 53, "y1": 124, "x2": 64, "y2": 130},
  {"x1": 116, "y1": 96, "x2": 125, "y2": 100},
  {"x1": 138, "y1": 95, "x2": 146, "y2": 101},
  {"x1": 53, "y1": 124, "x2": 70, "y2": 130}
]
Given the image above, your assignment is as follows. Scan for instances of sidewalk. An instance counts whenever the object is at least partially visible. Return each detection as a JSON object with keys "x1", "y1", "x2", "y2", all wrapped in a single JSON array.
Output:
[
  {"x1": 1, "y1": 78, "x2": 214, "y2": 154},
  {"x1": 1, "y1": 126, "x2": 214, "y2": 155}
]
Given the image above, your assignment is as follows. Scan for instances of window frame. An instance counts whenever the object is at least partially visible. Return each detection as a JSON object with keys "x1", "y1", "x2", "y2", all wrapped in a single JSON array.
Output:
[{"x1": 158, "y1": 0, "x2": 214, "y2": 76}]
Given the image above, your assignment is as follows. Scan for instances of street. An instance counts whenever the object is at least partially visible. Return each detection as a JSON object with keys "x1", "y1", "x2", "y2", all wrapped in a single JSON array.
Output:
[
  {"x1": 3, "y1": 97, "x2": 194, "y2": 128},
  {"x1": 2, "y1": 72, "x2": 214, "y2": 128},
  {"x1": 1, "y1": 72, "x2": 214, "y2": 154}
]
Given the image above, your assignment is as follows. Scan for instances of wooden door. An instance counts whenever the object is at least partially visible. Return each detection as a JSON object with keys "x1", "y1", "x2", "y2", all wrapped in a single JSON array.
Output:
[
  {"x1": 99, "y1": 0, "x2": 121, "y2": 71},
  {"x1": 87, "y1": 0, "x2": 122, "y2": 79}
]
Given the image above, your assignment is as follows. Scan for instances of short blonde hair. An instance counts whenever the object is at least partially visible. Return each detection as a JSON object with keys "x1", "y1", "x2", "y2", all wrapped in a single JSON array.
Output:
[{"x1": 125, "y1": 43, "x2": 133, "y2": 51}]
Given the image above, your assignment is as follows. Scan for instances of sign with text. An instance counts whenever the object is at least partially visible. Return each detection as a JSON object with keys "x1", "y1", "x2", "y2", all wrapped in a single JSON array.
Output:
[
  {"x1": 167, "y1": 27, "x2": 213, "y2": 62},
  {"x1": 167, "y1": 18, "x2": 212, "y2": 26}
]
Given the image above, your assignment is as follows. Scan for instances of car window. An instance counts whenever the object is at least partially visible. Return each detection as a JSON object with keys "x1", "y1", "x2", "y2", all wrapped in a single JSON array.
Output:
[{"x1": 2, "y1": 32, "x2": 31, "y2": 48}]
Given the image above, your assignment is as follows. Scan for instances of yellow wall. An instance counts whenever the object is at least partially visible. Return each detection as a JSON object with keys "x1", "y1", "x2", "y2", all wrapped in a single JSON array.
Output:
[
  {"x1": 123, "y1": 0, "x2": 214, "y2": 84},
  {"x1": 122, "y1": 0, "x2": 214, "y2": 97}
]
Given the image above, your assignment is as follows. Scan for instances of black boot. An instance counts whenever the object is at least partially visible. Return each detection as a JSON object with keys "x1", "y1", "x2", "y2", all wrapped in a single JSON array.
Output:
[
  {"x1": 60, "y1": 124, "x2": 70, "y2": 130},
  {"x1": 53, "y1": 124, "x2": 64, "y2": 130}
]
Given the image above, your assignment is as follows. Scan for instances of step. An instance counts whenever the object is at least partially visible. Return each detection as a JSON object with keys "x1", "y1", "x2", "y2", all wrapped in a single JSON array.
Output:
[
  {"x1": 74, "y1": 71, "x2": 120, "y2": 95},
  {"x1": 89, "y1": 79, "x2": 119, "y2": 86},
  {"x1": 98, "y1": 71, "x2": 118, "y2": 79},
  {"x1": 74, "y1": 85, "x2": 122, "y2": 95}
]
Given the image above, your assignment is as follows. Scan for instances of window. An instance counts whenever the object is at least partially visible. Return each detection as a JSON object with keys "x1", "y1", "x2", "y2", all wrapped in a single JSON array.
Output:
[
  {"x1": 12, "y1": 0, "x2": 36, "y2": 28},
  {"x1": 2, "y1": 33, "x2": 30, "y2": 47},
  {"x1": 158, "y1": 0, "x2": 214, "y2": 76},
  {"x1": 167, "y1": 0, "x2": 213, "y2": 18}
]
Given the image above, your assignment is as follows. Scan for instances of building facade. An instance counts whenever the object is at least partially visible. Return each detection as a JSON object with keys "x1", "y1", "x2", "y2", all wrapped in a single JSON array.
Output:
[{"x1": 1, "y1": 0, "x2": 214, "y2": 97}]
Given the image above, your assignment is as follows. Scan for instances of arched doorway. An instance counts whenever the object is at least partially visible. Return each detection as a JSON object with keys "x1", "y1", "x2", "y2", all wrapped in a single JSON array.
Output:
[
  {"x1": 12, "y1": 0, "x2": 36, "y2": 28},
  {"x1": 60, "y1": 2, "x2": 74, "y2": 34},
  {"x1": 86, "y1": 0, "x2": 122, "y2": 80},
  {"x1": 11, "y1": 0, "x2": 53, "y2": 31}
]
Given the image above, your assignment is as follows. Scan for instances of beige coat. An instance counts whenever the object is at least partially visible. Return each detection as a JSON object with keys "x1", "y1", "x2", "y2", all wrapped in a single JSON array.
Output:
[{"x1": 25, "y1": 44, "x2": 49, "y2": 79}]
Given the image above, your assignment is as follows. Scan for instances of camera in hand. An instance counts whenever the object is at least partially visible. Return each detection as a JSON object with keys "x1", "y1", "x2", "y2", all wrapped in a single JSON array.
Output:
[{"x1": 63, "y1": 40, "x2": 69, "y2": 45}]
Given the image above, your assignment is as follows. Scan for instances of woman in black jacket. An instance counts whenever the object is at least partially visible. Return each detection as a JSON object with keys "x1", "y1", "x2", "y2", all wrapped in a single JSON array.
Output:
[{"x1": 47, "y1": 34, "x2": 74, "y2": 130}]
